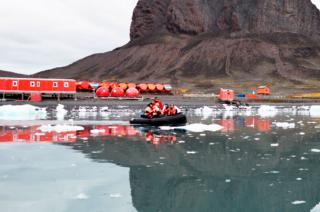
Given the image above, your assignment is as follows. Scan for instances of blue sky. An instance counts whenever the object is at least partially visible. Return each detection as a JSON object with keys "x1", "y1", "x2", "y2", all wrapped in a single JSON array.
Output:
[{"x1": 0, "y1": 0, "x2": 319, "y2": 74}]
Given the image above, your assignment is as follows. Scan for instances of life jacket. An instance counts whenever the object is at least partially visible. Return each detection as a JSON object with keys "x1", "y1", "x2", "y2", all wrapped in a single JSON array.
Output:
[
  {"x1": 169, "y1": 106, "x2": 177, "y2": 115},
  {"x1": 152, "y1": 100, "x2": 163, "y2": 110},
  {"x1": 163, "y1": 106, "x2": 170, "y2": 115},
  {"x1": 144, "y1": 106, "x2": 153, "y2": 118}
]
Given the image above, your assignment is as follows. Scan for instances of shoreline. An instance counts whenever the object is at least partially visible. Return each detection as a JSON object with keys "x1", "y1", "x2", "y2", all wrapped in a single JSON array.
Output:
[{"x1": 0, "y1": 95, "x2": 320, "y2": 108}]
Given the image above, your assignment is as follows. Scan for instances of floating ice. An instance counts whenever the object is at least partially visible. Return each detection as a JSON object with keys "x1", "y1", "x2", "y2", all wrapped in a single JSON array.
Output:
[
  {"x1": 258, "y1": 105, "x2": 278, "y2": 117},
  {"x1": 76, "y1": 193, "x2": 89, "y2": 200},
  {"x1": 194, "y1": 106, "x2": 214, "y2": 119},
  {"x1": 0, "y1": 104, "x2": 47, "y2": 120},
  {"x1": 110, "y1": 193, "x2": 122, "y2": 198},
  {"x1": 291, "y1": 200, "x2": 306, "y2": 205},
  {"x1": 311, "y1": 202, "x2": 320, "y2": 212},
  {"x1": 160, "y1": 123, "x2": 223, "y2": 133},
  {"x1": 56, "y1": 104, "x2": 67, "y2": 120},
  {"x1": 38, "y1": 125, "x2": 84, "y2": 133},
  {"x1": 273, "y1": 122, "x2": 295, "y2": 129},
  {"x1": 225, "y1": 179, "x2": 231, "y2": 183},
  {"x1": 311, "y1": 149, "x2": 320, "y2": 153},
  {"x1": 186, "y1": 151, "x2": 197, "y2": 154},
  {"x1": 310, "y1": 105, "x2": 320, "y2": 118}
]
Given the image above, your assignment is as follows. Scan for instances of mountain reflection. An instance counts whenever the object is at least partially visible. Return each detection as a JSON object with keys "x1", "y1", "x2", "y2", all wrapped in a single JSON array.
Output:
[{"x1": 1, "y1": 115, "x2": 320, "y2": 212}]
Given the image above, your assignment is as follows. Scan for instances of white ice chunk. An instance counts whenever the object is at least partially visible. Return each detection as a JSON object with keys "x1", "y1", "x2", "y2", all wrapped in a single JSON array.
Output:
[
  {"x1": 311, "y1": 149, "x2": 320, "y2": 153},
  {"x1": 291, "y1": 200, "x2": 306, "y2": 205},
  {"x1": 311, "y1": 202, "x2": 320, "y2": 212},
  {"x1": 310, "y1": 105, "x2": 320, "y2": 118},
  {"x1": 258, "y1": 105, "x2": 278, "y2": 117},
  {"x1": 160, "y1": 123, "x2": 223, "y2": 133},
  {"x1": 76, "y1": 193, "x2": 89, "y2": 200},
  {"x1": 0, "y1": 104, "x2": 47, "y2": 120},
  {"x1": 273, "y1": 122, "x2": 295, "y2": 129},
  {"x1": 56, "y1": 104, "x2": 68, "y2": 120}
]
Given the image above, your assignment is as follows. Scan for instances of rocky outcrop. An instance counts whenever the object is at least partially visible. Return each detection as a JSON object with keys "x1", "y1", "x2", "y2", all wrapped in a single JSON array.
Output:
[
  {"x1": 130, "y1": 0, "x2": 320, "y2": 41},
  {"x1": 35, "y1": 0, "x2": 320, "y2": 92}
]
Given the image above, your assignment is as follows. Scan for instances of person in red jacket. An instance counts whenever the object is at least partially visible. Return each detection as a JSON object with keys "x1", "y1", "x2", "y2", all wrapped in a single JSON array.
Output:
[
  {"x1": 152, "y1": 97, "x2": 163, "y2": 110},
  {"x1": 144, "y1": 103, "x2": 153, "y2": 118}
]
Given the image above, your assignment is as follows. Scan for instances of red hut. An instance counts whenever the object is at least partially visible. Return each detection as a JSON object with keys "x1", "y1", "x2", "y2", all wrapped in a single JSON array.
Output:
[
  {"x1": 219, "y1": 88, "x2": 235, "y2": 102},
  {"x1": 118, "y1": 83, "x2": 128, "y2": 90},
  {"x1": 126, "y1": 87, "x2": 140, "y2": 97},
  {"x1": 96, "y1": 87, "x2": 110, "y2": 97},
  {"x1": 76, "y1": 81, "x2": 91, "y2": 91},
  {"x1": 156, "y1": 84, "x2": 164, "y2": 92},
  {"x1": 127, "y1": 83, "x2": 136, "y2": 89},
  {"x1": 148, "y1": 84, "x2": 156, "y2": 92},
  {"x1": 138, "y1": 83, "x2": 148, "y2": 92},
  {"x1": 111, "y1": 87, "x2": 125, "y2": 97},
  {"x1": 257, "y1": 86, "x2": 270, "y2": 95}
]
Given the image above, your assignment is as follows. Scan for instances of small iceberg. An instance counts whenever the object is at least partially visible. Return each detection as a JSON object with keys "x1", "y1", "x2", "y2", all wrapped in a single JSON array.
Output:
[{"x1": 258, "y1": 105, "x2": 278, "y2": 117}]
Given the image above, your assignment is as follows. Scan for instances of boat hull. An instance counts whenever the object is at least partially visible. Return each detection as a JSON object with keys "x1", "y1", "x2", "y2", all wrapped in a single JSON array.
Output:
[{"x1": 130, "y1": 113, "x2": 187, "y2": 126}]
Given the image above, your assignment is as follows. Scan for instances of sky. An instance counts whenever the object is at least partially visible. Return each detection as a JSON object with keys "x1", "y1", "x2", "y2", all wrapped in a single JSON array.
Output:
[
  {"x1": 0, "y1": 0, "x2": 319, "y2": 75},
  {"x1": 0, "y1": 0, "x2": 138, "y2": 74}
]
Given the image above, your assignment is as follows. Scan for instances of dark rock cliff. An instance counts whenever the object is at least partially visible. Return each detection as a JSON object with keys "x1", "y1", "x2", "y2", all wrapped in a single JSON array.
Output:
[{"x1": 131, "y1": 0, "x2": 320, "y2": 41}]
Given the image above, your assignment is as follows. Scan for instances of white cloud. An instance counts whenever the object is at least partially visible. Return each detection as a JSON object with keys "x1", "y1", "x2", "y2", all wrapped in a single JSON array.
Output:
[
  {"x1": 0, "y1": 0, "x2": 138, "y2": 74},
  {"x1": 312, "y1": 0, "x2": 320, "y2": 9}
]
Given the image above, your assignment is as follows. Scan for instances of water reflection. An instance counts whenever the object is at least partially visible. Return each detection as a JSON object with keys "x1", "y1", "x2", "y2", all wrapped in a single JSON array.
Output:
[{"x1": 1, "y1": 115, "x2": 320, "y2": 212}]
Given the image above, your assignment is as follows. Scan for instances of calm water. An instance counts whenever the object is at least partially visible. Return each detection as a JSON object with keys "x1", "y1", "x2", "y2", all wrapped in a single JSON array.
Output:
[{"x1": 0, "y1": 105, "x2": 320, "y2": 212}]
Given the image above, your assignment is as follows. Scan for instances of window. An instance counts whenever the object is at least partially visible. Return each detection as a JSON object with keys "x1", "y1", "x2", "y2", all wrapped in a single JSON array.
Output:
[
  {"x1": 64, "y1": 82, "x2": 69, "y2": 88},
  {"x1": 12, "y1": 81, "x2": 18, "y2": 87},
  {"x1": 53, "y1": 82, "x2": 58, "y2": 87},
  {"x1": 30, "y1": 81, "x2": 35, "y2": 87},
  {"x1": 36, "y1": 82, "x2": 40, "y2": 87}
]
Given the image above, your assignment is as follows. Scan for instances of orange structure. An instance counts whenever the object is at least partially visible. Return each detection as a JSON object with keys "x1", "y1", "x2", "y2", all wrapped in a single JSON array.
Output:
[
  {"x1": 219, "y1": 88, "x2": 235, "y2": 102},
  {"x1": 126, "y1": 87, "x2": 140, "y2": 97},
  {"x1": 257, "y1": 86, "x2": 270, "y2": 95}
]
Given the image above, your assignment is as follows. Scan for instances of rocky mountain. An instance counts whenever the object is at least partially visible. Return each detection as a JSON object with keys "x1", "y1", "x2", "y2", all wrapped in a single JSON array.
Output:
[
  {"x1": 34, "y1": 0, "x2": 320, "y2": 92},
  {"x1": 0, "y1": 70, "x2": 26, "y2": 78}
]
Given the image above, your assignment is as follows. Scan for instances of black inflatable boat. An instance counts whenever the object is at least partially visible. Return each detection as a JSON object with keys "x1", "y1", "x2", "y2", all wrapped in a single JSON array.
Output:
[{"x1": 130, "y1": 113, "x2": 187, "y2": 126}]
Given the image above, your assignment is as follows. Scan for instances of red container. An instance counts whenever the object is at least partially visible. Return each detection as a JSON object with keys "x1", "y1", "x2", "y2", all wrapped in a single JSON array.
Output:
[
  {"x1": 118, "y1": 83, "x2": 128, "y2": 90},
  {"x1": 219, "y1": 88, "x2": 235, "y2": 102},
  {"x1": 111, "y1": 87, "x2": 125, "y2": 97},
  {"x1": 246, "y1": 94, "x2": 258, "y2": 99},
  {"x1": 148, "y1": 84, "x2": 156, "y2": 92},
  {"x1": 126, "y1": 87, "x2": 140, "y2": 97},
  {"x1": 110, "y1": 82, "x2": 118, "y2": 89},
  {"x1": 77, "y1": 81, "x2": 91, "y2": 90},
  {"x1": 127, "y1": 83, "x2": 136, "y2": 88},
  {"x1": 96, "y1": 87, "x2": 110, "y2": 97},
  {"x1": 156, "y1": 84, "x2": 164, "y2": 92},
  {"x1": 138, "y1": 83, "x2": 148, "y2": 92}
]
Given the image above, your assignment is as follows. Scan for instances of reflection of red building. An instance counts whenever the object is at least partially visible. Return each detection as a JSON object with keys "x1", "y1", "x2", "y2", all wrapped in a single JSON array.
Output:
[
  {"x1": 244, "y1": 117, "x2": 271, "y2": 132},
  {"x1": 219, "y1": 119, "x2": 235, "y2": 133},
  {"x1": 0, "y1": 126, "x2": 78, "y2": 143}
]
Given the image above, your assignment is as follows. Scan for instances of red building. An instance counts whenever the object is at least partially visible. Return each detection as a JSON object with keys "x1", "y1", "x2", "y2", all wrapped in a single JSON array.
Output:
[{"x1": 0, "y1": 77, "x2": 76, "y2": 100}]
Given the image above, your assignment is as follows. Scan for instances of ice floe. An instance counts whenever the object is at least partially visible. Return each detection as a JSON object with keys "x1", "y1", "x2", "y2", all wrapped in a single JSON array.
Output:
[
  {"x1": 310, "y1": 105, "x2": 320, "y2": 118},
  {"x1": 0, "y1": 104, "x2": 47, "y2": 120},
  {"x1": 291, "y1": 200, "x2": 306, "y2": 205},
  {"x1": 311, "y1": 149, "x2": 320, "y2": 153},
  {"x1": 311, "y1": 202, "x2": 320, "y2": 212},
  {"x1": 258, "y1": 105, "x2": 278, "y2": 117},
  {"x1": 76, "y1": 193, "x2": 89, "y2": 200},
  {"x1": 273, "y1": 122, "x2": 295, "y2": 129},
  {"x1": 56, "y1": 104, "x2": 67, "y2": 120}
]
